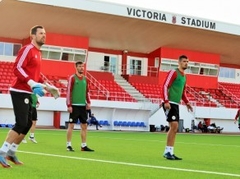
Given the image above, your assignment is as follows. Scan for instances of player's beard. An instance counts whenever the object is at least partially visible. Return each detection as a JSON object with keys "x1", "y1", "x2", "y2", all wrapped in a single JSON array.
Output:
[
  {"x1": 36, "y1": 41, "x2": 44, "y2": 47},
  {"x1": 182, "y1": 66, "x2": 188, "y2": 70},
  {"x1": 36, "y1": 38, "x2": 45, "y2": 47},
  {"x1": 78, "y1": 70, "x2": 83, "y2": 74}
]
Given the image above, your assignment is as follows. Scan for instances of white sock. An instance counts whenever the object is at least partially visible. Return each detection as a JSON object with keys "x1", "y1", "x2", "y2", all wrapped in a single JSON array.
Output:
[
  {"x1": 30, "y1": 133, "x2": 34, "y2": 138},
  {"x1": 9, "y1": 143, "x2": 19, "y2": 152},
  {"x1": 169, "y1": 146, "x2": 174, "y2": 155},
  {"x1": 67, "y1": 142, "x2": 71, "y2": 147},
  {"x1": 0, "y1": 141, "x2": 11, "y2": 153},
  {"x1": 81, "y1": 143, "x2": 87, "y2": 148},
  {"x1": 164, "y1": 146, "x2": 169, "y2": 154},
  {"x1": 164, "y1": 146, "x2": 174, "y2": 155}
]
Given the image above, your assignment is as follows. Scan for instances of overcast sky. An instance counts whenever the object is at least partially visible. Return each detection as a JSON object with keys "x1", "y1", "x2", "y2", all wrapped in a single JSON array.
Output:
[{"x1": 97, "y1": 0, "x2": 240, "y2": 25}]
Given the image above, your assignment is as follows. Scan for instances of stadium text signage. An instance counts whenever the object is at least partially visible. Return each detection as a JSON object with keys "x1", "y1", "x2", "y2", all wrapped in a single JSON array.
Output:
[
  {"x1": 126, "y1": 7, "x2": 216, "y2": 30},
  {"x1": 127, "y1": 7, "x2": 167, "y2": 22},
  {"x1": 181, "y1": 17, "x2": 216, "y2": 30}
]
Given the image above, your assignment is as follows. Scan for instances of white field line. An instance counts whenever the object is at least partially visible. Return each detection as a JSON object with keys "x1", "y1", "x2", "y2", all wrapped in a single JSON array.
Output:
[{"x1": 18, "y1": 150, "x2": 240, "y2": 178}]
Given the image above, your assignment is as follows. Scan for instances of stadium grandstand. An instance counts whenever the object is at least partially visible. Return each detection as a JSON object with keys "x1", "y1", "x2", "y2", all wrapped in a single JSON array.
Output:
[{"x1": 0, "y1": 0, "x2": 239, "y2": 133}]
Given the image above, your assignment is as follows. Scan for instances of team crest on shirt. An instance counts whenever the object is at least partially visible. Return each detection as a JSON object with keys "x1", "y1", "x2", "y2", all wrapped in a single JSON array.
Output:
[
  {"x1": 172, "y1": 116, "x2": 176, "y2": 120},
  {"x1": 24, "y1": 98, "x2": 29, "y2": 104},
  {"x1": 69, "y1": 118, "x2": 73, "y2": 122}
]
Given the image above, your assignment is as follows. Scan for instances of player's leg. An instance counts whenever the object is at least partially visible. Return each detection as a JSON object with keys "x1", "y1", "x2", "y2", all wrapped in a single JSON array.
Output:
[
  {"x1": 66, "y1": 123, "x2": 75, "y2": 151},
  {"x1": 29, "y1": 107, "x2": 38, "y2": 143},
  {"x1": 0, "y1": 92, "x2": 30, "y2": 167},
  {"x1": 80, "y1": 106, "x2": 94, "y2": 152},
  {"x1": 66, "y1": 106, "x2": 77, "y2": 151},
  {"x1": 162, "y1": 103, "x2": 174, "y2": 159},
  {"x1": 163, "y1": 103, "x2": 181, "y2": 160},
  {"x1": 4, "y1": 92, "x2": 32, "y2": 166}
]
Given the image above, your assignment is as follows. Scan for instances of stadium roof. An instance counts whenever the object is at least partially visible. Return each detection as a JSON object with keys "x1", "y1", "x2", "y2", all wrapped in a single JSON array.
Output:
[{"x1": 0, "y1": 0, "x2": 240, "y2": 66}]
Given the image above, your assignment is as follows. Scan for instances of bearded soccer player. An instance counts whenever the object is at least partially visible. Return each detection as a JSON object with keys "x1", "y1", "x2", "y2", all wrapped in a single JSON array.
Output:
[
  {"x1": 66, "y1": 61, "x2": 94, "y2": 152},
  {"x1": 0, "y1": 25, "x2": 47, "y2": 168},
  {"x1": 162, "y1": 55, "x2": 193, "y2": 160},
  {"x1": 0, "y1": 25, "x2": 60, "y2": 168},
  {"x1": 234, "y1": 108, "x2": 240, "y2": 130}
]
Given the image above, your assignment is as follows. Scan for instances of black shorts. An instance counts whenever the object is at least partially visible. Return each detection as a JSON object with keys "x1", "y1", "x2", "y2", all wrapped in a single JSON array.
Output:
[
  {"x1": 69, "y1": 105, "x2": 87, "y2": 124},
  {"x1": 162, "y1": 103, "x2": 179, "y2": 122},
  {"x1": 10, "y1": 91, "x2": 32, "y2": 132},
  {"x1": 32, "y1": 107, "x2": 38, "y2": 121}
]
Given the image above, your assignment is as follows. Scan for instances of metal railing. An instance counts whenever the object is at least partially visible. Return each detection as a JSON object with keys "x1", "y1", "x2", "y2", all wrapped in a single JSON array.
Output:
[
  {"x1": 185, "y1": 85, "x2": 207, "y2": 104},
  {"x1": 184, "y1": 85, "x2": 240, "y2": 108},
  {"x1": 87, "y1": 63, "x2": 159, "y2": 77},
  {"x1": 1, "y1": 70, "x2": 238, "y2": 108},
  {"x1": 121, "y1": 64, "x2": 159, "y2": 77},
  {"x1": 86, "y1": 71, "x2": 110, "y2": 100},
  {"x1": 40, "y1": 73, "x2": 54, "y2": 85},
  {"x1": 218, "y1": 83, "x2": 240, "y2": 104}
]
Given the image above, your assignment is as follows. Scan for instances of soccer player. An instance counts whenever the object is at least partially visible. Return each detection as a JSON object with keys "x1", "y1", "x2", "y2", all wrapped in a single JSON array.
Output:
[
  {"x1": 0, "y1": 25, "x2": 59, "y2": 168},
  {"x1": 28, "y1": 94, "x2": 39, "y2": 143},
  {"x1": 0, "y1": 25, "x2": 47, "y2": 168},
  {"x1": 162, "y1": 55, "x2": 193, "y2": 160},
  {"x1": 234, "y1": 108, "x2": 240, "y2": 130},
  {"x1": 66, "y1": 61, "x2": 94, "y2": 152}
]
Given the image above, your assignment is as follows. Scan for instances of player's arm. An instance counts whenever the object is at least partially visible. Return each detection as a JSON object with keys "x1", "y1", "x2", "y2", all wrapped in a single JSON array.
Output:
[
  {"x1": 36, "y1": 100, "x2": 40, "y2": 108},
  {"x1": 182, "y1": 84, "x2": 193, "y2": 112},
  {"x1": 66, "y1": 75, "x2": 74, "y2": 112},
  {"x1": 14, "y1": 47, "x2": 45, "y2": 97},
  {"x1": 234, "y1": 109, "x2": 240, "y2": 123},
  {"x1": 14, "y1": 47, "x2": 42, "y2": 84},
  {"x1": 13, "y1": 47, "x2": 32, "y2": 83},
  {"x1": 86, "y1": 79, "x2": 91, "y2": 110}
]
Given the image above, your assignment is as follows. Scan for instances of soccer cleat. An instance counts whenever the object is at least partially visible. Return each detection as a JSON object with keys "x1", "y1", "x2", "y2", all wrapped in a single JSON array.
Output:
[
  {"x1": 0, "y1": 156, "x2": 11, "y2": 168},
  {"x1": 163, "y1": 152, "x2": 175, "y2": 160},
  {"x1": 67, "y1": 146, "x2": 74, "y2": 152},
  {"x1": 29, "y1": 137, "x2": 37, "y2": 144},
  {"x1": 81, "y1": 146, "x2": 94, "y2": 152},
  {"x1": 6, "y1": 155, "x2": 23, "y2": 165},
  {"x1": 22, "y1": 138, "x2": 27, "y2": 144},
  {"x1": 172, "y1": 154, "x2": 182, "y2": 160}
]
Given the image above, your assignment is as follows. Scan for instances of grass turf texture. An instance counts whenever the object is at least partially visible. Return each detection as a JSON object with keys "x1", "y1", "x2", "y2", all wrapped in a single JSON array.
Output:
[{"x1": 0, "y1": 129, "x2": 240, "y2": 179}]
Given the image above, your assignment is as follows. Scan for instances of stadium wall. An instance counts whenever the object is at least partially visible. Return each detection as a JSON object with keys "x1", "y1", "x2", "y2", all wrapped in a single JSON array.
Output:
[
  {"x1": 150, "y1": 105, "x2": 238, "y2": 132},
  {"x1": 0, "y1": 94, "x2": 151, "y2": 132},
  {"x1": 0, "y1": 94, "x2": 238, "y2": 133}
]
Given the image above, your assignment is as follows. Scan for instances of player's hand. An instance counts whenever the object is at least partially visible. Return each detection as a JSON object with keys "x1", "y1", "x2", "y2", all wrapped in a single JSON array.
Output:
[
  {"x1": 164, "y1": 102, "x2": 171, "y2": 110},
  {"x1": 36, "y1": 103, "x2": 40, "y2": 108},
  {"x1": 86, "y1": 103, "x2": 91, "y2": 110},
  {"x1": 186, "y1": 103, "x2": 193, "y2": 112},
  {"x1": 45, "y1": 83, "x2": 60, "y2": 99},
  {"x1": 27, "y1": 80, "x2": 46, "y2": 97},
  {"x1": 68, "y1": 107, "x2": 72, "y2": 113},
  {"x1": 234, "y1": 120, "x2": 237, "y2": 124}
]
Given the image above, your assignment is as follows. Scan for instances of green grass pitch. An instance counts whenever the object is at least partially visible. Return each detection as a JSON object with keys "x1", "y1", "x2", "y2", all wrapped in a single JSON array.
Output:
[{"x1": 0, "y1": 129, "x2": 240, "y2": 179}]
